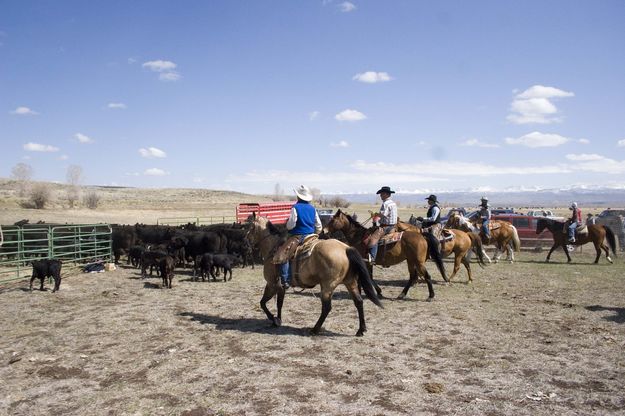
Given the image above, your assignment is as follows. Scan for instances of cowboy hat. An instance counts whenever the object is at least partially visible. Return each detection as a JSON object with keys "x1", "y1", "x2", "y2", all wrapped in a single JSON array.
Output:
[
  {"x1": 425, "y1": 194, "x2": 438, "y2": 202},
  {"x1": 294, "y1": 185, "x2": 313, "y2": 202},
  {"x1": 376, "y1": 186, "x2": 395, "y2": 195}
]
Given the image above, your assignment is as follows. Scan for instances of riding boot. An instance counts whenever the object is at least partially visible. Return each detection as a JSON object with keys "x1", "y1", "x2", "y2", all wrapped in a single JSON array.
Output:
[
  {"x1": 279, "y1": 262, "x2": 290, "y2": 289},
  {"x1": 368, "y1": 246, "x2": 377, "y2": 265}
]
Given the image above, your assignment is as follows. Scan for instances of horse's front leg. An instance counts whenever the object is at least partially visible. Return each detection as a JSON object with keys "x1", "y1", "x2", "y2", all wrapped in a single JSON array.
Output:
[
  {"x1": 398, "y1": 260, "x2": 419, "y2": 300},
  {"x1": 259, "y1": 283, "x2": 282, "y2": 327},
  {"x1": 562, "y1": 244, "x2": 572, "y2": 263},
  {"x1": 311, "y1": 291, "x2": 332, "y2": 335}
]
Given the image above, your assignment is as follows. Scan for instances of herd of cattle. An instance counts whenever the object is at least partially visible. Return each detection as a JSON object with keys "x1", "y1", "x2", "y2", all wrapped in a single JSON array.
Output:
[{"x1": 112, "y1": 222, "x2": 258, "y2": 289}]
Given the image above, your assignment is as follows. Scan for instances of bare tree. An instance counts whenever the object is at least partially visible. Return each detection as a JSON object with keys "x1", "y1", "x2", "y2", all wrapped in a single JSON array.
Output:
[
  {"x1": 310, "y1": 187, "x2": 322, "y2": 204},
  {"x1": 66, "y1": 165, "x2": 83, "y2": 208},
  {"x1": 11, "y1": 163, "x2": 33, "y2": 197},
  {"x1": 29, "y1": 183, "x2": 51, "y2": 209},
  {"x1": 273, "y1": 183, "x2": 284, "y2": 202},
  {"x1": 83, "y1": 191, "x2": 101, "y2": 209}
]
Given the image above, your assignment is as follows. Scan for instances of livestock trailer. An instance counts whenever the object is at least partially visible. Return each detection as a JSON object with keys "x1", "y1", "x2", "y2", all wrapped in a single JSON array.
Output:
[{"x1": 236, "y1": 202, "x2": 295, "y2": 224}]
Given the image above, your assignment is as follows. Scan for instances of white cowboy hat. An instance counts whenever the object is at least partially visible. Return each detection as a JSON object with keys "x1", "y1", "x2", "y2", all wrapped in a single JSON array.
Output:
[{"x1": 294, "y1": 185, "x2": 313, "y2": 202}]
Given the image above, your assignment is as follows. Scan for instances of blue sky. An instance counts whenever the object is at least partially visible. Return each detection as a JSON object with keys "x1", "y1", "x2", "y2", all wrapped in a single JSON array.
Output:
[{"x1": 2, "y1": 0, "x2": 625, "y2": 194}]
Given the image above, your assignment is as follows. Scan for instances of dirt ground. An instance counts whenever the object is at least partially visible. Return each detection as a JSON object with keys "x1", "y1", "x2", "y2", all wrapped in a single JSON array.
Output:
[{"x1": 1, "y1": 247, "x2": 624, "y2": 416}]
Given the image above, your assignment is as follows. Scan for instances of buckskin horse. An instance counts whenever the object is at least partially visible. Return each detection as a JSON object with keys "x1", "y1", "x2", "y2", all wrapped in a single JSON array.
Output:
[
  {"x1": 246, "y1": 213, "x2": 383, "y2": 337},
  {"x1": 325, "y1": 210, "x2": 447, "y2": 300},
  {"x1": 446, "y1": 212, "x2": 520, "y2": 263},
  {"x1": 536, "y1": 218, "x2": 617, "y2": 264},
  {"x1": 396, "y1": 221, "x2": 488, "y2": 283}
]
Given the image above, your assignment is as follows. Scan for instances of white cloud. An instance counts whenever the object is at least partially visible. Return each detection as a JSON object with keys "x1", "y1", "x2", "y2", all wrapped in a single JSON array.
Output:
[
  {"x1": 350, "y1": 160, "x2": 569, "y2": 176},
  {"x1": 565, "y1": 153, "x2": 604, "y2": 161},
  {"x1": 142, "y1": 60, "x2": 177, "y2": 72},
  {"x1": 618, "y1": 139, "x2": 625, "y2": 147},
  {"x1": 23, "y1": 142, "x2": 59, "y2": 152},
  {"x1": 330, "y1": 140, "x2": 349, "y2": 148},
  {"x1": 339, "y1": 1, "x2": 356, "y2": 12},
  {"x1": 568, "y1": 156, "x2": 625, "y2": 174},
  {"x1": 75, "y1": 133, "x2": 94, "y2": 144},
  {"x1": 578, "y1": 138, "x2": 590, "y2": 144},
  {"x1": 107, "y1": 102, "x2": 127, "y2": 109},
  {"x1": 352, "y1": 71, "x2": 392, "y2": 83},
  {"x1": 139, "y1": 147, "x2": 167, "y2": 158},
  {"x1": 460, "y1": 138, "x2": 500, "y2": 148},
  {"x1": 128, "y1": 57, "x2": 137, "y2": 64},
  {"x1": 309, "y1": 111, "x2": 320, "y2": 121},
  {"x1": 142, "y1": 60, "x2": 180, "y2": 82},
  {"x1": 159, "y1": 71, "x2": 181, "y2": 81},
  {"x1": 10, "y1": 106, "x2": 38, "y2": 115},
  {"x1": 507, "y1": 85, "x2": 574, "y2": 124},
  {"x1": 58, "y1": 154, "x2": 69, "y2": 161},
  {"x1": 335, "y1": 109, "x2": 366, "y2": 122},
  {"x1": 505, "y1": 131, "x2": 570, "y2": 148},
  {"x1": 144, "y1": 168, "x2": 169, "y2": 176},
  {"x1": 516, "y1": 85, "x2": 574, "y2": 100}
]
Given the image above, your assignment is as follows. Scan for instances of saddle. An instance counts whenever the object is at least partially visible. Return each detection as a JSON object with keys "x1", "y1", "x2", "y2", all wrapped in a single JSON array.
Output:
[
  {"x1": 272, "y1": 234, "x2": 320, "y2": 264},
  {"x1": 423, "y1": 223, "x2": 455, "y2": 244},
  {"x1": 561, "y1": 223, "x2": 588, "y2": 237},
  {"x1": 488, "y1": 222, "x2": 502, "y2": 231}
]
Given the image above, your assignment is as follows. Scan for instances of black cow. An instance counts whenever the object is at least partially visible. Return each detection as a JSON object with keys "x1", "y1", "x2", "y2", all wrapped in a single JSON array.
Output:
[
  {"x1": 128, "y1": 245, "x2": 145, "y2": 268},
  {"x1": 112, "y1": 225, "x2": 137, "y2": 264},
  {"x1": 141, "y1": 250, "x2": 167, "y2": 278},
  {"x1": 211, "y1": 254, "x2": 241, "y2": 281},
  {"x1": 159, "y1": 255, "x2": 175, "y2": 288},
  {"x1": 194, "y1": 253, "x2": 215, "y2": 281},
  {"x1": 30, "y1": 259, "x2": 62, "y2": 292}
]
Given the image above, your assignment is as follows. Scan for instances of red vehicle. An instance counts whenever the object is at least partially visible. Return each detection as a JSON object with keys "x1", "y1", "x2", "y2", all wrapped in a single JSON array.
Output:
[
  {"x1": 236, "y1": 202, "x2": 295, "y2": 224},
  {"x1": 492, "y1": 214, "x2": 555, "y2": 248}
]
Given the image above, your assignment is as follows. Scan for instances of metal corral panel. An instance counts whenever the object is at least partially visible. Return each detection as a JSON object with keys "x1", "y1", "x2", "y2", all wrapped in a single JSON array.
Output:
[{"x1": 236, "y1": 202, "x2": 295, "y2": 224}]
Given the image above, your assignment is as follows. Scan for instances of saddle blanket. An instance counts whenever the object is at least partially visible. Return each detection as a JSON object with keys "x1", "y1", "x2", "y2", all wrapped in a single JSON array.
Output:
[{"x1": 378, "y1": 231, "x2": 403, "y2": 246}]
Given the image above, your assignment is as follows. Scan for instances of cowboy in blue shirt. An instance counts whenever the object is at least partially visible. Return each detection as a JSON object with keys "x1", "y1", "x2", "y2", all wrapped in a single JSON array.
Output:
[{"x1": 280, "y1": 185, "x2": 322, "y2": 289}]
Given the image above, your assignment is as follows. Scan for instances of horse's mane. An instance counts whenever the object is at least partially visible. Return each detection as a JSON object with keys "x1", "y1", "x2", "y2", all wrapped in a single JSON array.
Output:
[{"x1": 337, "y1": 209, "x2": 367, "y2": 230}]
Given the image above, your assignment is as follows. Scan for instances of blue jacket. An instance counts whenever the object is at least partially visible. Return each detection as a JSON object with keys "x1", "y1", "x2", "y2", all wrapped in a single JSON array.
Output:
[{"x1": 289, "y1": 202, "x2": 317, "y2": 236}]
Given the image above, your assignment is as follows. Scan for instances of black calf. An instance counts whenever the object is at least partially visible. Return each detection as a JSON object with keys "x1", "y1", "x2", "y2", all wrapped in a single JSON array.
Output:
[{"x1": 30, "y1": 259, "x2": 62, "y2": 292}]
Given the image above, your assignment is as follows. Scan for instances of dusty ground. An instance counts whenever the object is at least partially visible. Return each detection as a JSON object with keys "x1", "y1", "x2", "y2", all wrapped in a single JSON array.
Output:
[{"x1": 1, "y1": 248, "x2": 624, "y2": 416}]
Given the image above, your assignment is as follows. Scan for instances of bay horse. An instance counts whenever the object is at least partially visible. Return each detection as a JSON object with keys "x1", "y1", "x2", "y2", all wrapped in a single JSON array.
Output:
[
  {"x1": 325, "y1": 210, "x2": 448, "y2": 300},
  {"x1": 396, "y1": 221, "x2": 488, "y2": 283},
  {"x1": 446, "y1": 212, "x2": 520, "y2": 263},
  {"x1": 536, "y1": 218, "x2": 617, "y2": 264},
  {"x1": 246, "y1": 214, "x2": 383, "y2": 337}
]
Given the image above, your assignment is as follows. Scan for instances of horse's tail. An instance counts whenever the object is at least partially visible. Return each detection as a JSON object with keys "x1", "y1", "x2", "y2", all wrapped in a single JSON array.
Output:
[
  {"x1": 423, "y1": 232, "x2": 448, "y2": 282},
  {"x1": 346, "y1": 247, "x2": 383, "y2": 308},
  {"x1": 603, "y1": 225, "x2": 618, "y2": 257},
  {"x1": 510, "y1": 225, "x2": 521, "y2": 252},
  {"x1": 469, "y1": 233, "x2": 487, "y2": 267}
]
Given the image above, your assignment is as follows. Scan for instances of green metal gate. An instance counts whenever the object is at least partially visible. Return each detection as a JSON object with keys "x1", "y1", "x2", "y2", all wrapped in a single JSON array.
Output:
[{"x1": 0, "y1": 223, "x2": 112, "y2": 284}]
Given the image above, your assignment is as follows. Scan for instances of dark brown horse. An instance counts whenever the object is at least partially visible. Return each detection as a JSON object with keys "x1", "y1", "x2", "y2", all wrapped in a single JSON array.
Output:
[
  {"x1": 325, "y1": 210, "x2": 447, "y2": 300},
  {"x1": 247, "y1": 214, "x2": 382, "y2": 336},
  {"x1": 536, "y1": 218, "x2": 617, "y2": 264}
]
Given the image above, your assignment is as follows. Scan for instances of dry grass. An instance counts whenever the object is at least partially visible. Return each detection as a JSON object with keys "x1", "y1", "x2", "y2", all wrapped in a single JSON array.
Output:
[{"x1": 1, "y1": 249, "x2": 624, "y2": 415}]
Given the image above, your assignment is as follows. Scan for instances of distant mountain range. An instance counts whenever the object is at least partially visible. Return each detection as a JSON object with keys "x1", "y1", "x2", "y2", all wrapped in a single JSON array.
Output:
[{"x1": 328, "y1": 186, "x2": 625, "y2": 208}]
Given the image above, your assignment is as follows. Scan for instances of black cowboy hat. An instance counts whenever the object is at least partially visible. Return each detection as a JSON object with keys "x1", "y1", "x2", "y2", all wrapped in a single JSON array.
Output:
[
  {"x1": 425, "y1": 194, "x2": 438, "y2": 202},
  {"x1": 376, "y1": 186, "x2": 395, "y2": 194}
]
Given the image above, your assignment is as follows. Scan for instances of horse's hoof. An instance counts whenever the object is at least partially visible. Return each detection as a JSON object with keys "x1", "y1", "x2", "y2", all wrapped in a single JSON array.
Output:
[
  {"x1": 309, "y1": 328, "x2": 320, "y2": 336},
  {"x1": 355, "y1": 330, "x2": 365, "y2": 337},
  {"x1": 426, "y1": 297, "x2": 434, "y2": 302},
  {"x1": 396, "y1": 294, "x2": 406, "y2": 300},
  {"x1": 607, "y1": 257, "x2": 613, "y2": 263},
  {"x1": 272, "y1": 318, "x2": 281, "y2": 327}
]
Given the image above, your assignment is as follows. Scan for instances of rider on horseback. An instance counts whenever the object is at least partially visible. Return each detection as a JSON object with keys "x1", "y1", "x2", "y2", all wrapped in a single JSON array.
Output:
[
  {"x1": 479, "y1": 196, "x2": 491, "y2": 241},
  {"x1": 417, "y1": 194, "x2": 441, "y2": 227},
  {"x1": 279, "y1": 185, "x2": 322, "y2": 289},
  {"x1": 368, "y1": 186, "x2": 398, "y2": 264},
  {"x1": 568, "y1": 202, "x2": 582, "y2": 243}
]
